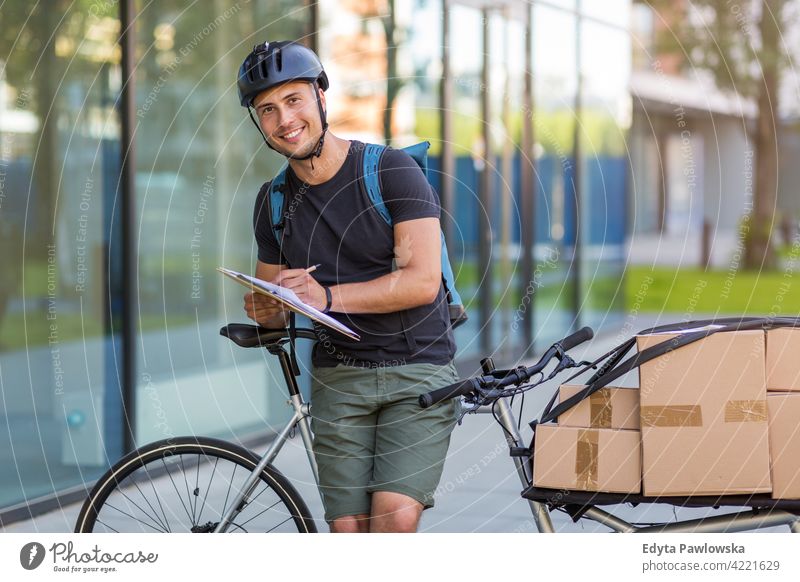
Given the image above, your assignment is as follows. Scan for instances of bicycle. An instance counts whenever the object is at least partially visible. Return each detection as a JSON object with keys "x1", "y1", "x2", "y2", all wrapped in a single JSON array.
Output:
[{"x1": 74, "y1": 321, "x2": 800, "y2": 533}]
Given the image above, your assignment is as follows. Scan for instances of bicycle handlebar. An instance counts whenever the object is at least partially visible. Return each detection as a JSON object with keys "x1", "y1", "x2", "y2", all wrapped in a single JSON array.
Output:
[
  {"x1": 418, "y1": 326, "x2": 594, "y2": 408},
  {"x1": 558, "y1": 326, "x2": 594, "y2": 351},
  {"x1": 419, "y1": 378, "x2": 480, "y2": 408}
]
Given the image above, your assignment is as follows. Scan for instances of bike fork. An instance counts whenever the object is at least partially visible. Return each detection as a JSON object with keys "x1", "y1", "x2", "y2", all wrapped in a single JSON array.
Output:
[{"x1": 491, "y1": 398, "x2": 555, "y2": 533}]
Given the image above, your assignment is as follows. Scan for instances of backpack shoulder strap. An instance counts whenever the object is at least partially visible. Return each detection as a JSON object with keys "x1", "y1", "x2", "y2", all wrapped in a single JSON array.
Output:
[
  {"x1": 360, "y1": 141, "x2": 433, "y2": 227},
  {"x1": 361, "y1": 143, "x2": 392, "y2": 226},
  {"x1": 267, "y1": 163, "x2": 292, "y2": 266},
  {"x1": 268, "y1": 163, "x2": 290, "y2": 241}
]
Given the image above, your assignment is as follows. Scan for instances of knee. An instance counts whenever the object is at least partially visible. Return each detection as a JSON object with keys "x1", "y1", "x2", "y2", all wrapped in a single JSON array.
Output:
[
  {"x1": 370, "y1": 494, "x2": 423, "y2": 533},
  {"x1": 330, "y1": 515, "x2": 369, "y2": 533},
  {"x1": 372, "y1": 509, "x2": 419, "y2": 533}
]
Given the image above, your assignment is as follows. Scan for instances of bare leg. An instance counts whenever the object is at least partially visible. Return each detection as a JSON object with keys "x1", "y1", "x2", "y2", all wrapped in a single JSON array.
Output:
[
  {"x1": 330, "y1": 514, "x2": 370, "y2": 533},
  {"x1": 369, "y1": 491, "x2": 423, "y2": 533}
]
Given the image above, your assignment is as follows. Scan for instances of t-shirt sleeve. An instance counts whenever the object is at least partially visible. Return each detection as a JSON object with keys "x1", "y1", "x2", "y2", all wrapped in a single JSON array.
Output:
[
  {"x1": 252, "y1": 181, "x2": 285, "y2": 264},
  {"x1": 378, "y1": 148, "x2": 441, "y2": 224}
]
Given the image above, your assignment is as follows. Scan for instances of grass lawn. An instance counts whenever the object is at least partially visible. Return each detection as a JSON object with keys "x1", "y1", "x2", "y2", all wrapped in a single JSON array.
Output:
[{"x1": 624, "y1": 265, "x2": 800, "y2": 316}]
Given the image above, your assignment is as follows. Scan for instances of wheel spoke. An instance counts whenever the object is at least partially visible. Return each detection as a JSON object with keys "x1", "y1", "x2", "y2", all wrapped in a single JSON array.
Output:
[
  {"x1": 82, "y1": 444, "x2": 309, "y2": 534},
  {"x1": 112, "y1": 487, "x2": 169, "y2": 533},
  {"x1": 148, "y1": 466, "x2": 173, "y2": 533},
  {"x1": 236, "y1": 498, "x2": 286, "y2": 529},
  {"x1": 102, "y1": 502, "x2": 168, "y2": 533},
  {"x1": 220, "y1": 463, "x2": 238, "y2": 520},
  {"x1": 265, "y1": 515, "x2": 294, "y2": 533},
  {"x1": 194, "y1": 453, "x2": 202, "y2": 522},
  {"x1": 94, "y1": 519, "x2": 120, "y2": 533},
  {"x1": 179, "y1": 455, "x2": 198, "y2": 526},
  {"x1": 127, "y1": 469, "x2": 170, "y2": 532},
  {"x1": 196, "y1": 457, "x2": 219, "y2": 527},
  {"x1": 161, "y1": 457, "x2": 196, "y2": 525}
]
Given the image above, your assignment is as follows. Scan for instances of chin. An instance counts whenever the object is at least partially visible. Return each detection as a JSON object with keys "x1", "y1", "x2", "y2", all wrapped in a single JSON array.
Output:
[{"x1": 289, "y1": 143, "x2": 317, "y2": 159}]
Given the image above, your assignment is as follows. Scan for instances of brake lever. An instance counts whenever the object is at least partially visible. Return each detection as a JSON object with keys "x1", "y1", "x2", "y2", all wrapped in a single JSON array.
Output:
[
  {"x1": 545, "y1": 354, "x2": 578, "y2": 381},
  {"x1": 456, "y1": 400, "x2": 482, "y2": 425},
  {"x1": 545, "y1": 355, "x2": 599, "y2": 381}
]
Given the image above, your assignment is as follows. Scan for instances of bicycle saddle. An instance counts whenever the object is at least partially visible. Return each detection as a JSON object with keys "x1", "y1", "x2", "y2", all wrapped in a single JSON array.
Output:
[{"x1": 220, "y1": 324, "x2": 317, "y2": 348}]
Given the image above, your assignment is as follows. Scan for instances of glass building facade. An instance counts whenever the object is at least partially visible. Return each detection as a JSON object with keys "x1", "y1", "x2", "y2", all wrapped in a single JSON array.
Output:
[{"x1": 0, "y1": 0, "x2": 631, "y2": 522}]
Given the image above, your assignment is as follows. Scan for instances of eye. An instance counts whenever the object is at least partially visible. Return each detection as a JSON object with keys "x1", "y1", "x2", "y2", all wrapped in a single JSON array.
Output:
[{"x1": 259, "y1": 106, "x2": 273, "y2": 116}]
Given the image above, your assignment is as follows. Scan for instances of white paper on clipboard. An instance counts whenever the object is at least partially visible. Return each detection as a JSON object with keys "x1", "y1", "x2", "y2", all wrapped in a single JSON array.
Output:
[{"x1": 218, "y1": 267, "x2": 361, "y2": 341}]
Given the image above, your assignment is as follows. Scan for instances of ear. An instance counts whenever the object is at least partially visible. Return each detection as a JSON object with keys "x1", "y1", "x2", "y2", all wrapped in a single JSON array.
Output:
[{"x1": 317, "y1": 85, "x2": 326, "y2": 112}]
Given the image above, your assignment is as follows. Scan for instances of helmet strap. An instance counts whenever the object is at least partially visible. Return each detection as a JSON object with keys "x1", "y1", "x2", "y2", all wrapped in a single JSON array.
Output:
[{"x1": 247, "y1": 107, "x2": 278, "y2": 152}]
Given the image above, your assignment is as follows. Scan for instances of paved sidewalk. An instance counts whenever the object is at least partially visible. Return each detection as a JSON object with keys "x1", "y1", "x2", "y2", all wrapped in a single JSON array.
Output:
[{"x1": 2, "y1": 315, "x2": 791, "y2": 533}]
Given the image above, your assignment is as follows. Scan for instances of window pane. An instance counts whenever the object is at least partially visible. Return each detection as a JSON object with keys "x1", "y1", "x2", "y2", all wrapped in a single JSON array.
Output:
[
  {"x1": 0, "y1": 2, "x2": 122, "y2": 508},
  {"x1": 448, "y1": 4, "x2": 484, "y2": 360},
  {"x1": 533, "y1": 4, "x2": 578, "y2": 344},
  {"x1": 133, "y1": 0, "x2": 311, "y2": 443},
  {"x1": 579, "y1": 19, "x2": 632, "y2": 331}
]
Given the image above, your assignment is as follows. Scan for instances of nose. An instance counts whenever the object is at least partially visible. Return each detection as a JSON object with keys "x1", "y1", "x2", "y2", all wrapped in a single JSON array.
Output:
[{"x1": 275, "y1": 108, "x2": 296, "y2": 132}]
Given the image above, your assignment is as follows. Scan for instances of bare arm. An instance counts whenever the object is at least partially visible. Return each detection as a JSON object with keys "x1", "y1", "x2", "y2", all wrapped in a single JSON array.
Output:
[{"x1": 276, "y1": 217, "x2": 442, "y2": 314}]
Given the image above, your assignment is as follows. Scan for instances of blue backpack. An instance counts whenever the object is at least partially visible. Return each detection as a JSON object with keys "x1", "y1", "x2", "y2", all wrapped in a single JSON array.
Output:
[{"x1": 268, "y1": 141, "x2": 467, "y2": 328}]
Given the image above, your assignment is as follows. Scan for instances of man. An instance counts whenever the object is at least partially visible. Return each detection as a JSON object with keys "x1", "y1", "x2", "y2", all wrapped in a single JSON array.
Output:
[{"x1": 237, "y1": 41, "x2": 459, "y2": 533}]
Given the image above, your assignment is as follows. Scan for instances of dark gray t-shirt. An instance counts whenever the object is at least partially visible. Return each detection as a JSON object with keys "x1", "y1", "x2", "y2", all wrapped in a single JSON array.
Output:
[{"x1": 253, "y1": 140, "x2": 456, "y2": 368}]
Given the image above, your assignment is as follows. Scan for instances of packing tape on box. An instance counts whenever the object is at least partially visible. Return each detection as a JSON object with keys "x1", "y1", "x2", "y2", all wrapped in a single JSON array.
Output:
[
  {"x1": 589, "y1": 390, "x2": 613, "y2": 428},
  {"x1": 640, "y1": 405, "x2": 703, "y2": 427},
  {"x1": 575, "y1": 429, "x2": 599, "y2": 489},
  {"x1": 641, "y1": 400, "x2": 767, "y2": 427},
  {"x1": 725, "y1": 399, "x2": 767, "y2": 422}
]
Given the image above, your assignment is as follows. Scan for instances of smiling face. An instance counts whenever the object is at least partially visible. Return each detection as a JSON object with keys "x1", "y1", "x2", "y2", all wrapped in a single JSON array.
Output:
[{"x1": 252, "y1": 80, "x2": 326, "y2": 159}]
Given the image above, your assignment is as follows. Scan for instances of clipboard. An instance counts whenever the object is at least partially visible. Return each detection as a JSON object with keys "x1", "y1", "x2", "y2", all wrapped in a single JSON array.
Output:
[{"x1": 217, "y1": 267, "x2": 361, "y2": 341}]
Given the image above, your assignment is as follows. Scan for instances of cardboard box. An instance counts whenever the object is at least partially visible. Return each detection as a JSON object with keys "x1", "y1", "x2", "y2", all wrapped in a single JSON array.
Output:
[
  {"x1": 636, "y1": 330, "x2": 771, "y2": 496},
  {"x1": 766, "y1": 328, "x2": 800, "y2": 392},
  {"x1": 558, "y1": 384, "x2": 640, "y2": 430},
  {"x1": 532, "y1": 424, "x2": 641, "y2": 494},
  {"x1": 767, "y1": 394, "x2": 800, "y2": 499}
]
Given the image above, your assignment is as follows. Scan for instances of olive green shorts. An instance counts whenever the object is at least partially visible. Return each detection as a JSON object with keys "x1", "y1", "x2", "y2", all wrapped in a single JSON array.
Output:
[{"x1": 310, "y1": 361, "x2": 459, "y2": 523}]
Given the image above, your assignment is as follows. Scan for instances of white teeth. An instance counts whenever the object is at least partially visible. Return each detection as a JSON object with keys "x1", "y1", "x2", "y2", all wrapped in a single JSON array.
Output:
[{"x1": 283, "y1": 128, "x2": 302, "y2": 139}]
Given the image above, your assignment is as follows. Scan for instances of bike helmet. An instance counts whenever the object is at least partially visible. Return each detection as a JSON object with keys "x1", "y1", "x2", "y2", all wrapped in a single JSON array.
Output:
[
  {"x1": 238, "y1": 40, "x2": 330, "y2": 160},
  {"x1": 238, "y1": 41, "x2": 329, "y2": 107}
]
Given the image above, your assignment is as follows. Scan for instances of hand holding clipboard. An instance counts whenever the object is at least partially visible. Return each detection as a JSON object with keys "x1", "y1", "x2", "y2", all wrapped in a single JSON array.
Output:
[{"x1": 218, "y1": 267, "x2": 360, "y2": 341}]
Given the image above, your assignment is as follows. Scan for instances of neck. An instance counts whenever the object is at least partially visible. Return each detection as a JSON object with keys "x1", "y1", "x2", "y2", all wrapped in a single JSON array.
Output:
[{"x1": 288, "y1": 134, "x2": 350, "y2": 185}]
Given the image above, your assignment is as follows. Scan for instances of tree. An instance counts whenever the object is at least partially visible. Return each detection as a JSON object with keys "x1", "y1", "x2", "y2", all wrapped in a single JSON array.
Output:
[{"x1": 647, "y1": 0, "x2": 798, "y2": 269}]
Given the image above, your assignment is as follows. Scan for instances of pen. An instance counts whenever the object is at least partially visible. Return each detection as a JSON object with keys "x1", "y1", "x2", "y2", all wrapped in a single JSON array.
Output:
[{"x1": 305, "y1": 263, "x2": 322, "y2": 274}]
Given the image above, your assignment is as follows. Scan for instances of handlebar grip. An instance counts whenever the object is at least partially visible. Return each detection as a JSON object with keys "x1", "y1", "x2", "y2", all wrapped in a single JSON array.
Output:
[
  {"x1": 419, "y1": 378, "x2": 478, "y2": 408},
  {"x1": 558, "y1": 326, "x2": 594, "y2": 351}
]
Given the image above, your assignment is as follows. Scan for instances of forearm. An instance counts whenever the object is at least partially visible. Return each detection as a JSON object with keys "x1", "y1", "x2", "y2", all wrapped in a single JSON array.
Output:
[{"x1": 329, "y1": 268, "x2": 439, "y2": 314}]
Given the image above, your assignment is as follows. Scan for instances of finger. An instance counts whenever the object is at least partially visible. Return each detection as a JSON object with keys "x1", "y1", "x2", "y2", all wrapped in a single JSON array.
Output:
[
  {"x1": 248, "y1": 306, "x2": 281, "y2": 321},
  {"x1": 282, "y1": 278, "x2": 307, "y2": 293},
  {"x1": 273, "y1": 269, "x2": 308, "y2": 286},
  {"x1": 252, "y1": 294, "x2": 278, "y2": 306}
]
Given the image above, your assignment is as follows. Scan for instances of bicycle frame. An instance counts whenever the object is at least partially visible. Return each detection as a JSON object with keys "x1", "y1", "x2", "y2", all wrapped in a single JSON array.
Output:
[{"x1": 214, "y1": 339, "x2": 320, "y2": 533}]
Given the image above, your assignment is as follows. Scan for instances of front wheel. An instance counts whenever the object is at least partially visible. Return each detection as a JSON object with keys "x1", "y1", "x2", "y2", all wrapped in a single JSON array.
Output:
[{"x1": 75, "y1": 436, "x2": 316, "y2": 533}]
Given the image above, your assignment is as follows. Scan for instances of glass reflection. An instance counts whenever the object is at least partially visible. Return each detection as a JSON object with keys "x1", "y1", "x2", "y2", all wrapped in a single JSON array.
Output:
[
  {"x1": 133, "y1": 0, "x2": 310, "y2": 443},
  {"x1": 532, "y1": 3, "x2": 578, "y2": 344},
  {"x1": 578, "y1": 18, "x2": 631, "y2": 332},
  {"x1": 0, "y1": 2, "x2": 122, "y2": 509}
]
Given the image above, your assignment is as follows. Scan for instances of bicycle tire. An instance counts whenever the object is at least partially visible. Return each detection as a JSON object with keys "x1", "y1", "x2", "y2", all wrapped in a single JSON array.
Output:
[{"x1": 74, "y1": 436, "x2": 317, "y2": 533}]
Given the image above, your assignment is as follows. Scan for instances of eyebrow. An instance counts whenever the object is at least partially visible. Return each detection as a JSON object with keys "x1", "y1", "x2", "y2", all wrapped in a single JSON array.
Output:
[{"x1": 256, "y1": 92, "x2": 302, "y2": 110}]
